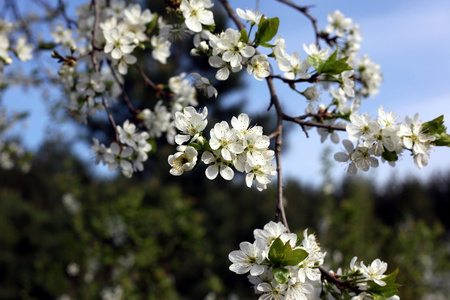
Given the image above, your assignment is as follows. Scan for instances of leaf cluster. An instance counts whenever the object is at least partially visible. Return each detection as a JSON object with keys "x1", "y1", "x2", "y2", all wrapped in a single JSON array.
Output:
[
  {"x1": 423, "y1": 115, "x2": 450, "y2": 147},
  {"x1": 308, "y1": 49, "x2": 353, "y2": 75},
  {"x1": 268, "y1": 237, "x2": 308, "y2": 284}
]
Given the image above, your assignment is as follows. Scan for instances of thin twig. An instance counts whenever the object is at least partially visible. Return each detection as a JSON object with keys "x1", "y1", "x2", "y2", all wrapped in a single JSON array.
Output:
[
  {"x1": 32, "y1": 0, "x2": 77, "y2": 28},
  {"x1": 108, "y1": 61, "x2": 139, "y2": 115},
  {"x1": 90, "y1": 0, "x2": 120, "y2": 142},
  {"x1": 219, "y1": 0, "x2": 291, "y2": 231},
  {"x1": 101, "y1": 94, "x2": 120, "y2": 143},
  {"x1": 90, "y1": 0, "x2": 100, "y2": 73},
  {"x1": 319, "y1": 267, "x2": 364, "y2": 295},
  {"x1": 134, "y1": 64, "x2": 169, "y2": 99},
  {"x1": 266, "y1": 77, "x2": 290, "y2": 232},
  {"x1": 218, "y1": 0, "x2": 245, "y2": 31},
  {"x1": 270, "y1": 73, "x2": 320, "y2": 84},
  {"x1": 276, "y1": 0, "x2": 320, "y2": 47},
  {"x1": 282, "y1": 113, "x2": 347, "y2": 137}
]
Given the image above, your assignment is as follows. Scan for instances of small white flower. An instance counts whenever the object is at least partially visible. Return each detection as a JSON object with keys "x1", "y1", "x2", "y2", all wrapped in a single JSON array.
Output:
[
  {"x1": 334, "y1": 139, "x2": 357, "y2": 176},
  {"x1": 15, "y1": 35, "x2": 33, "y2": 61},
  {"x1": 151, "y1": 35, "x2": 171, "y2": 64},
  {"x1": 102, "y1": 26, "x2": 136, "y2": 60},
  {"x1": 247, "y1": 54, "x2": 270, "y2": 81},
  {"x1": 174, "y1": 106, "x2": 208, "y2": 145},
  {"x1": 303, "y1": 43, "x2": 329, "y2": 60},
  {"x1": 326, "y1": 10, "x2": 353, "y2": 37},
  {"x1": 216, "y1": 28, "x2": 255, "y2": 68},
  {"x1": 190, "y1": 72, "x2": 218, "y2": 98},
  {"x1": 229, "y1": 241, "x2": 265, "y2": 276},
  {"x1": 341, "y1": 70, "x2": 355, "y2": 97},
  {"x1": 201, "y1": 151, "x2": 234, "y2": 180},
  {"x1": 236, "y1": 8, "x2": 263, "y2": 25},
  {"x1": 277, "y1": 51, "x2": 310, "y2": 80},
  {"x1": 168, "y1": 145, "x2": 198, "y2": 176},
  {"x1": 180, "y1": 0, "x2": 215, "y2": 33},
  {"x1": 360, "y1": 258, "x2": 388, "y2": 286}
]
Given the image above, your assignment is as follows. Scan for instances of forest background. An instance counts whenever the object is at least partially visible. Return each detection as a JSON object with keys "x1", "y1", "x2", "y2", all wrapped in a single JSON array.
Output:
[{"x1": 0, "y1": 0, "x2": 449, "y2": 300}]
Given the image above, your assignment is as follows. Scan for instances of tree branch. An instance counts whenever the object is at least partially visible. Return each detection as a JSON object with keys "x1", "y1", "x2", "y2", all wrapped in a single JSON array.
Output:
[
  {"x1": 266, "y1": 77, "x2": 290, "y2": 232},
  {"x1": 218, "y1": 0, "x2": 245, "y2": 31},
  {"x1": 108, "y1": 61, "x2": 138, "y2": 115},
  {"x1": 276, "y1": 0, "x2": 320, "y2": 47},
  {"x1": 282, "y1": 114, "x2": 347, "y2": 131},
  {"x1": 319, "y1": 267, "x2": 364, "y2": 295},
  {"x1": 134, "y1": 64, "x2": 169, "y2": 99}
]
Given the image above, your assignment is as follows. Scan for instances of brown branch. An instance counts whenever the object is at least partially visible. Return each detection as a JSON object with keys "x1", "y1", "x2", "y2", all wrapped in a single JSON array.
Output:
[
  {"x1": 219, "y1": 0, "x2": 291, "y2": 231},
  {"x1": 270, "y1": 73, "x2": 320, "y2": 84},
  {"x1": 90, "y1": 0, "x2": 100, "y2": 73},
  {"x1": 108, "y1": 61, "x2": 139, "y2": 115},
  {"x1": 319, "y1": 267, "x2": 364, "y2": 295},
  {"x1": 282, "y1": 113, "x2": 347, "y2": 132},
  {"x1": 276, "y1": 0, "x2": 320, "y2": 47},
  {"x1": 101, "y1": 94, "x2": 120, "y2": 143},
  {"x1": 266, "y1": 77, "x2": 290, "y2": 232},
  {"x1": 134, "y1": 64, "x2": 170, "y2": 99},
  {"x1": 32, "y1": 0, "x2": 77, "y2": 28},
  {"x1": 218, "y1": 0, "x2": 245, "y2": 31}
]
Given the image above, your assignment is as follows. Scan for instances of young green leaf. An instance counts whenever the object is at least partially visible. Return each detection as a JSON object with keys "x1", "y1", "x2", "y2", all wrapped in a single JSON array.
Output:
[
  {"x1": 273, "y1": 267, "x2": 290, "y2": 284},
  {"x1": 268, "y1": 237, "x2": 285, "y2": 264},
  {"x1": 240, "y1": 29, "x2": 249, "y2": 43},
  {"x1": 254, "y1": 17, "x2": 279, "y2": 45},
  {"x1": 321, "y1": 57, "x2": 353, "y2": 75},
  {"x1": 320, "y1": 50, "x2": 353, "y2": 75},
  {"x1": 368, "y1": 269, "x2": 401, "y2": 300},
  {"x1": 381, "y1": 149, "x2": 398, "y2": 162},
  {"x1": 423, "y1": 115, "x2": 444, "y2": 133},
  {"x1": 308, "y1": 55, "x2": 324, "y2": 73},
  {"x1": 283, "y1": 248, "x2": 309, "y2": 266},
  {"x1": 423, "y1": 115, "x2": 450, "y2": 147}
]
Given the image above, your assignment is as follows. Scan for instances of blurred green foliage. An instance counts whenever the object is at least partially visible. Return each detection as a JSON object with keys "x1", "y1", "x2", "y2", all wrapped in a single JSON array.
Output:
[{"x1": 0, "y1": 140, "x2": 449, "y2": 300}]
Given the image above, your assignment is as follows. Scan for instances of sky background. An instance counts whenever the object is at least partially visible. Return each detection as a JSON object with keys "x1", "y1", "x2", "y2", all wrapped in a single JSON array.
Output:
[{"x1": 3, "y1": 0, "x2": 450, "y2": 188}]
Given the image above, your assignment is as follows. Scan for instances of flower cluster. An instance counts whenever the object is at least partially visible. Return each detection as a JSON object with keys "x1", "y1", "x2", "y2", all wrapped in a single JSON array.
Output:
[
  {"x1": 230, "y1": 221, "x2": 400, "y2": 300},
  {"x1": 335, "y1": 106, "x2": 436, "y2": 175},
  {"x1": 0, "y1": 18, "x2": 33, "y2": 68},
  {"x1": 168, "y1": 107, "x2": 276, "y2": 191},
  {"x1": 0, "y1": 109, "x2": 31, "y2": 172},
  {"x1": 228, "y1": 221, "x2": 325, "y2": 300},
  {"x1": 91, "y1": 119, "x2": 152, "y2": 178}
]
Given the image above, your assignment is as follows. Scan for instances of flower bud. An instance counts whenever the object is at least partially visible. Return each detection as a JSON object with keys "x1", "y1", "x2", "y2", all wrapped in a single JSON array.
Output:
[
  {"x1": 198, "y1": 41, "x2": 209, "y2": 53},
  {"x1": 303, "y1": 86, "x2": 319, "y2": 102}
]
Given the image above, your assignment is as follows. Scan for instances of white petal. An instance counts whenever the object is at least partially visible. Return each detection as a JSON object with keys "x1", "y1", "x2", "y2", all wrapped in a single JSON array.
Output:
[
  {"x1": 205, "y1": 165, "x2": 218, "y2": 180},
  {"x1": 220, "y1": 166, "x2": 234, "y2": 180}
]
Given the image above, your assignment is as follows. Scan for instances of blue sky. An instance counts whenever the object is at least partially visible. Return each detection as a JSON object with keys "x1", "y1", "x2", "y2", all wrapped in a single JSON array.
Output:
[
  {"x1": 3, "y1": 0, "x2": 450, "y2": 186},
  {"x1": 227, "y1": 0, "x2": 450, "y2": 187}
]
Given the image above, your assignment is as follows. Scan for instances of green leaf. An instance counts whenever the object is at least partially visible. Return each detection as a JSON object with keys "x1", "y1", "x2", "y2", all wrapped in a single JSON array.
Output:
[
  {"x1": 321, "y1": 57, "x2": 353, "y2": 75},
  {"x1": 308, "y1": 55, "x2": 324, "y2": 73},
  {"x1": 240, "y1": 29, "x2": 248, "y2": 43},
  {"x1": 187, "y1": 143, "x2": 202, "y2": 151},
  {"x1": 435, "y1": 132, "x2": 450, "y2": 146},
  {"x1": 254, "y1": 17, "x2": 279, "y2": 45},
  {"x1": 146, "y1": 13, "x2": 159, "y2": 33},
  {"x1": 368, "y1": 269, "x2": 401, "y2": 300},
  {"x1": 273, "y1": 267, "x2": 289, "y2": 284},
  {"x1": 268, "y1": 238, "x2": 285, "y2": 264},
  {"x1": 381, "y1": 149, "x2": 398, "y2": 162},
  {"x1": 372, "y1": 294, "x2": 387, "y2": 300},
  {"x1": 283, "y1": 248, "x2": 308, "y2": 266},
  {"x1": 38, "y1": 42, "x2": 56, "y2": 50},
  {"x1": 321, "y1": 50, "x2": 353, "y2": 75},
  {"x1": 259, "y1": 42, "x2": 275, "y2": 48},
  {"x1": 423, "y1": 115, "x2": 450, "y2": 147},
  {"x1": 423, "y1": 115, "x2": 444, "y2": 134}
]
